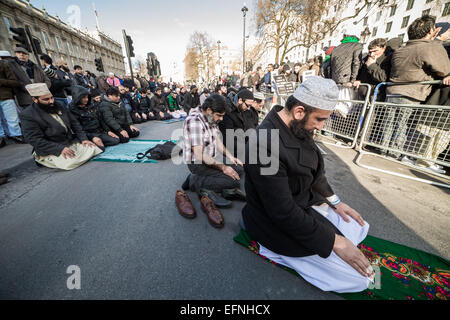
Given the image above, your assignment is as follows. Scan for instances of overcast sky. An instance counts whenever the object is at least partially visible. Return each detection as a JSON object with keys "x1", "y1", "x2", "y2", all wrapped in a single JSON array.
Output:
[{"x1": 30, "y1": 0, "x2": 255, "y2": 79}]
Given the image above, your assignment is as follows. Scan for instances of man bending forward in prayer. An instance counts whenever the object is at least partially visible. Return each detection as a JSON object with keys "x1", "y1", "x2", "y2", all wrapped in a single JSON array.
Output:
[
  {"x1": 19, "y1": 83, "x2": 102, "y2": 170},
  {"x1": 241, "y1": 76, "x2": 375, "y2": 293}
]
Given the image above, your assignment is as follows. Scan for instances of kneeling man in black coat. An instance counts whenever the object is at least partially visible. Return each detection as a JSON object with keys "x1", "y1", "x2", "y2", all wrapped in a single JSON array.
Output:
[
  {"x1": 242, "y1": 76, "x2": 375, "y2": 293},
  {"x1": 19, "y1": 83, "x2": 102, "y2": 170}
]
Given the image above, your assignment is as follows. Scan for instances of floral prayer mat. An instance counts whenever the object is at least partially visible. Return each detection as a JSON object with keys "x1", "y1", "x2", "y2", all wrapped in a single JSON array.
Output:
[
  {"x1": 233, "y1": 229, "x2": 450, "y2": 300},
  {"x1": 91, "y1": 139, "x2": 175, "y2": 163}
]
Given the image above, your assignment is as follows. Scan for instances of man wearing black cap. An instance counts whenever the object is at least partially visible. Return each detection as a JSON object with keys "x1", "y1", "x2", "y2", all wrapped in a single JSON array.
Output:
[
  {"x1": 8, "y1": 47, "x2": 50, "y2": 110},
  {"x1": 218, "y1": 88, "x2": 255, "y2": 159}
]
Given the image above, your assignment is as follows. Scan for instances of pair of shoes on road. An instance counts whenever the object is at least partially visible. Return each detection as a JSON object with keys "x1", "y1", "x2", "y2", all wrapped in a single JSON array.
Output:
[
  {"x1": 197, "y1": 188, "x2": 246, "y2": 207},
  {"x1": 0, "y1": 172, "x2": 9, "y2": 186},
  {"x1": 175, "y1": 190, "x2": 224, "y2": 228}
]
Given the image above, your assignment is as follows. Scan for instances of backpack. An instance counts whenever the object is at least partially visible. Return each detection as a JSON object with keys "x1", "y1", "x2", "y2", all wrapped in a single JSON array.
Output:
[{"x1": 136, "y1": 141, "x2": 181, "y2": 160}]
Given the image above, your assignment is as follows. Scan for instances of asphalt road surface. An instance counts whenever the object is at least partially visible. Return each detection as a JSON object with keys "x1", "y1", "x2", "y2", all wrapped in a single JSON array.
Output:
[{"x1": 0, "y1": 120, "x2": 448, "y2": 299}]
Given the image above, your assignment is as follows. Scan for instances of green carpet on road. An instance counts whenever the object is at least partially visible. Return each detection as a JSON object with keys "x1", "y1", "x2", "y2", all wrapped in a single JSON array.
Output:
[
  {"x1": 233, "y1": 229, "x2": 450, "y2": 300},
  {"x1": 91, "y1": 139, "x2": 176, "y2": 163}
]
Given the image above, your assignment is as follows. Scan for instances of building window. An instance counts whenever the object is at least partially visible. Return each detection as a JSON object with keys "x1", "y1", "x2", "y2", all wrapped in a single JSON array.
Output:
[
  {"x1": 401, "y1": 16, "x2": 410, "y2": 28},
  {"x1": 41, "y1": 31, "x2": 48, "y2": 45},
  {"x1": 406, "y1": 0, "x2": 414, "y2": 11},
  {"x1": 398, "y1": 33, "x2": 405, "y2": 41},
  {"x1": 363, "y1": 17, "x2": 368, "y2": 26},
  {"x1": 376, "y1": 11, "x2": 382, "y2": 21},
  {"x1": 443, "y1": 2, "x2": 450, "y2": 16},
  {"x1": 386, "y1": 21, "x2": 393, "y2": 33},
  {"x1": 3, "y1": 16, "x2": 12, "y2": 36},
  {"x1": 372, "y1": 27, "x2": 378, "y2": 37},
  {"x1": 66, "y1": 42, "x2": 72, "y2": 54},
  {"x1": 422, "y1": 9, "x2": 431, "y2": 16},
  {"x1": 55, "y1": 36, "x2": 61, "y2": 49},
  {"x1": 389, "y1": 5, "x2": 397, "y2": 17},
  {"x1": 426, "y1": 0, "x2": 433, "y2": 3}
]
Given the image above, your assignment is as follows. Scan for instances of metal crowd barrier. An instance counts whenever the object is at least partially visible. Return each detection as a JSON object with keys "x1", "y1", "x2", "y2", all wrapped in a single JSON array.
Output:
[
  {"x1": 356, "y1": 81, "x2": 450, "y2": 188},
  {"x1": 275, "y1": 83, "x2": 372, "y2": 149}
]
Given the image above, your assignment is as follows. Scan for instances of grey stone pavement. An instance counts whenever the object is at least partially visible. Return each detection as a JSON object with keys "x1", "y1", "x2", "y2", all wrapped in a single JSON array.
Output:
[{"x1": 0, "y1": 120, "x2": 448, "y2": 299}]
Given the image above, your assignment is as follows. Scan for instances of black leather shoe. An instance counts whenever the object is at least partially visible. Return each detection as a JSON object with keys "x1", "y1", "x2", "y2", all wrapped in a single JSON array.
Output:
[
  {"x1": 198, "y1": 188, "x2": 231, "y2": 208},
  {"x1": 222, "y1": 188, "x2": 246, "y2": 201},
  {"x1": 0, "y1": 138, "x2": 6, "y2": 148}
]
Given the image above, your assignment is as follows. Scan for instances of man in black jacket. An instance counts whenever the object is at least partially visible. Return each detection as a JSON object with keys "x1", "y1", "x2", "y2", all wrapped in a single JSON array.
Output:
[
  {"x1": 241, "y1": 76, "x2": 374, "y2": 293},
  {"x1": 99, "y1": 87, "x2": 140, "y2": 143},
  {"x1": 44, "y1": 67, "x2": 72, "y2": 108},
  {"x1": 69, "y1": 86, "x2": 120, "y2": 150},
  {"x1": 133, "y1": 88, "x2": 156, "y2": 121},
  {"x1": 218, "y1": 89, "x2": 255, "y2": 159},
  {"x1": 150, "y1": 87, "x2": 172, "y2": 120},
  {"x1": 72, "y1": 65, "x2": 91, "y2": 89},
  {"x1": 19, "y1": 83, "x2": 101, "y2": 170}
]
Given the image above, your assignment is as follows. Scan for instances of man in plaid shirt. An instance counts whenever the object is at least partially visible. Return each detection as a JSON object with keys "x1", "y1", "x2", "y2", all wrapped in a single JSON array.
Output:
[{"x1": 181, "y1": 94, "x2": 245, "y2": 205}]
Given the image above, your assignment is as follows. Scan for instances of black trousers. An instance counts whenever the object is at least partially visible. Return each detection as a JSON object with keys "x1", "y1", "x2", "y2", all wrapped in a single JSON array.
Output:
[
  {"x1": 155, "y1": 111, "x2": 172, "y2": 121},
  {"x1": 130, "y1": 112, "x2": 144, "y2": 124},
  {"x1": 187, "y1": 163, "x2": 244, "y2": 193},
  {"x1": 86, "y1": 132, "x2": 120, "y2": 147},
  {"x1": 114, "y1": 125, "x2": 140, "y2": 143}
]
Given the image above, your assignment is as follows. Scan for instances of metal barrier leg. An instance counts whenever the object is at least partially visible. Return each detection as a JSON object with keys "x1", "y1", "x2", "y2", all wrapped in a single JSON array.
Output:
[{"x1": 355, "y1": 150, "x2": 450, "y2": 189}]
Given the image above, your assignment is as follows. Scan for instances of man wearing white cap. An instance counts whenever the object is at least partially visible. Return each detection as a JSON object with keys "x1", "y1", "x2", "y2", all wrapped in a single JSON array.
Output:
[
  {"x1": 19, "y1": 83, "x2": 102, "y2": 170},
  {"x1": 241, "y1": 76, "x2": 375, "y2": 293}
]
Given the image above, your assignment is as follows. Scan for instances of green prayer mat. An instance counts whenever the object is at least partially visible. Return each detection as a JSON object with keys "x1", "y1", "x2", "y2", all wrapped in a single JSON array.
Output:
[
  {"x1": 92, "y1": 139, "x2": 175, "y2": 163},
  {"x1": 233, "y1": 229, "x2": 450, "y2": 300}
]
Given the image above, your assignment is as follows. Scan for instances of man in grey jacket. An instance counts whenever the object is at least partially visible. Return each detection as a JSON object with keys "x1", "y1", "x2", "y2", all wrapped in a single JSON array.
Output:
[
  {"x1": 8, "y1": 47, "x2": 51, "y2": 111},
  {"x1": 383, "y1": 15, "x2": 450, "y2": 170}
]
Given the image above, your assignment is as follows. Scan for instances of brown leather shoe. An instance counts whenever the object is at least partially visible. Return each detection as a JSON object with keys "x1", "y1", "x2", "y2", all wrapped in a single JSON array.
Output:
[
  {"x1": 200, "y1": 195, "x2": 224, "y2": 228},
  {"x1": 175, "y1": 190, "x2": 196, "y2": 219}
]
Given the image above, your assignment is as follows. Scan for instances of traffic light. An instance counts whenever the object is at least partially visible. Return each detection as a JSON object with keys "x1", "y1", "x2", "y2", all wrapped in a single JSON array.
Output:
[
  {"x1": 94, "y1": 57, "x2": 104, "y2": 72},
  {"x1": 155, "y1": 59, "x2": 161, "y2": 77},
  {"x1": 32, "y1": 38, "x2": 42, "y2": 55},
  {"x1": 126, "y1": 35, "x2": 135, "y2": 57},
  {"x1": 10, "y1": 27, "x2": 31, "y2": 52}
]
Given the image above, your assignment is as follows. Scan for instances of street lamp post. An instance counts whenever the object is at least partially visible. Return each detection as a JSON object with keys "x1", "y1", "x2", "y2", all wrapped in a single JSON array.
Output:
[
  {"x1": 360, "y1": 27, "x2": 371, "y2": 44},
  {"x1": 241, "y1": 4, "x2": 248, "y2": 75},
  {"x1": 217, "y1": 40, "x2": 222, "y2": 79}
]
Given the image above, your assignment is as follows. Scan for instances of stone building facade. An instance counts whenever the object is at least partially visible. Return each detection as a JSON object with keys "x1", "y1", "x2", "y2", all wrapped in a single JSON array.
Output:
[{"x1": 0, "y1": 0, "x2": 125, "y2": 75}]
